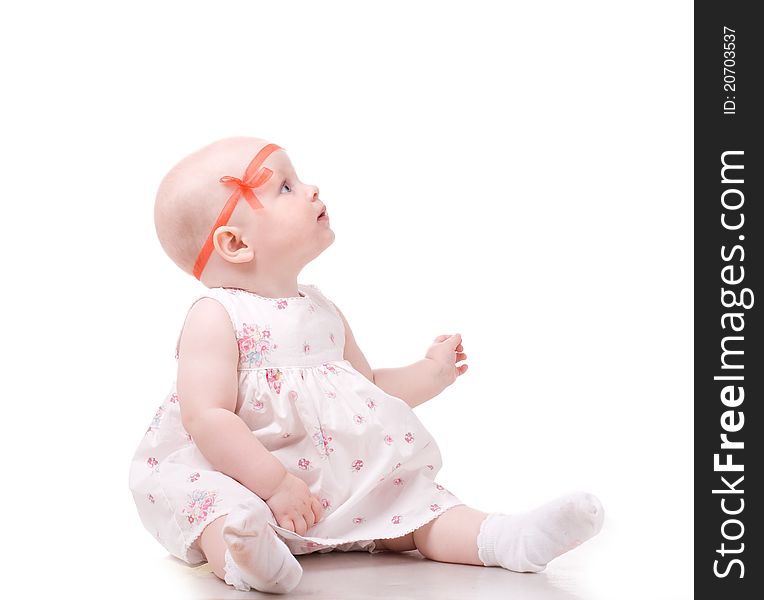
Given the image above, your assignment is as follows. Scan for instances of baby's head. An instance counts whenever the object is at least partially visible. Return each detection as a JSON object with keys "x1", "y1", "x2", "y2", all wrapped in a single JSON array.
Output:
[{"x1": 154, "y1": 136, "x2": 333, "y2": 288}]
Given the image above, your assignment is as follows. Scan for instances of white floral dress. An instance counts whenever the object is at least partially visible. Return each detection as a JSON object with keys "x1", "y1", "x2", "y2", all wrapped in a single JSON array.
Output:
[{"x1": 128, "y1": 284, "x2": 464, "y2": 565}]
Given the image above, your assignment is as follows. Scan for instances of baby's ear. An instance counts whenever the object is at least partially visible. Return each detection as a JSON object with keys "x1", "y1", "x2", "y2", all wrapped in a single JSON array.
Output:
[{"x1": 212, "y1": 226, "x2": 254, "y2": 264}]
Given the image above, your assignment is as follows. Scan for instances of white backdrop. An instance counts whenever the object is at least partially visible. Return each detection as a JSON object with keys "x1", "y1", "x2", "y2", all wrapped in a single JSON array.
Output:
[{"x1": 0, "y1": 1, "x2": 692, "y2": 598}]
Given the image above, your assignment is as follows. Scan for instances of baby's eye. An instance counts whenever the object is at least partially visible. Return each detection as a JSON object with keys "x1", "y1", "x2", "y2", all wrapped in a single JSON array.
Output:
[{"x1": 280, "y1": 181, "x2": 292, "y2": 194}]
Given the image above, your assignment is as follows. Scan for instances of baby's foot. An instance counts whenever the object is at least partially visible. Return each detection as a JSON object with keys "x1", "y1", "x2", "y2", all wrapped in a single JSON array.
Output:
[
  {"x1": 476, "y1": 491, "x2": 604, "y2": 573},
  {"x1": 222, "y1": 500, "x2": 303, "y2": 594}
]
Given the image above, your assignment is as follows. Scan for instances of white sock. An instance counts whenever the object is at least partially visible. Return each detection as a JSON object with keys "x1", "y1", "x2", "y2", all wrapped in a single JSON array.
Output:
[
  {"x1": 476, "y1": 491, "x2": 604, "y2": 573},
  {"x1": 222, "y1": 500, "x2": 303, "y2": 594}
]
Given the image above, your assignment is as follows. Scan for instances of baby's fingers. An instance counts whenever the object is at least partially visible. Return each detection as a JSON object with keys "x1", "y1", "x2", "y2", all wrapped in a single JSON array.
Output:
[
  {"x1": 293, "y1": 514, "x2": 309, "y2": 536},
  {"x1": 278, "y1": 516, "x2": 296, "y2": 533},
  {"x1": 311, "y1": 496, "x2": 324, "y2": 523}
]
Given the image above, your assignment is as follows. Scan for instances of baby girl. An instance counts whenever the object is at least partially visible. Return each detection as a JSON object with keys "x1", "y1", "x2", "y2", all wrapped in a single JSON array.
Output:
[{"x1": 128, "y1": 136, "x2": 604, "y2": 594}]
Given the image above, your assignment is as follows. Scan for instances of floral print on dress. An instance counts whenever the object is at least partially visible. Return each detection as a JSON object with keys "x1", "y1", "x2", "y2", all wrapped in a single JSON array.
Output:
[
  {"x1": 146, "y1": 406, "x2": 164, "y2": 434},
  {"x1": 182, "y1": 490, "x2": 220, "y2": 525},
  {"x1": 237, "y1": 323, "x2": 274, "y2": 368},
  {"x1": 381, "y1": 463, "x2": 401, "y2": 480},
  {"x1": 321, "y1": 363, "x2": 339, "y2": 376},
  {"x1": 351, "y1": 459, "x2": 364, "y2": 473},
  {"x1": 391, "y1": 515, "x2": 402, "y2": 525},
  {"x1": 352, "y1": 516, "x2": 366, "y2": 525},
  {"x1": 265, "y1": 368, "x2": 284, "y2": 394},
  {"x1": 313, "y1": 424, "x2": 335, "y2": 458}
]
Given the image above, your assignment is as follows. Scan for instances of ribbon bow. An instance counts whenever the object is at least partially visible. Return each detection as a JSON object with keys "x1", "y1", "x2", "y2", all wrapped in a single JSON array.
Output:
[
  {"x1": 218, "y1": 167, "x2": 273, "y2": 211},
  {"x1": 193, "y1": 143, "x2": 283, "y2": 280}
]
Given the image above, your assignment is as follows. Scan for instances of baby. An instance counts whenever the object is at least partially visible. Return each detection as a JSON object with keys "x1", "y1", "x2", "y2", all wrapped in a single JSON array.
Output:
[{"x1": 129, "y1": 136, "x2": 604, "y2": 594}]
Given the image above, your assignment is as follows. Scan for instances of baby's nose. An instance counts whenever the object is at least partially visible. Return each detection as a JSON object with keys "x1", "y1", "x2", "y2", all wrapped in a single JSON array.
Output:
[{"x1": 307, "y1": 185, "x2": 319, "y2": 200}]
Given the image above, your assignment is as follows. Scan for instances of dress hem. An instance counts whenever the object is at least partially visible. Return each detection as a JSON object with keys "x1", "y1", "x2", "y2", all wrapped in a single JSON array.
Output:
[
  {"x1": 367, "y1": 501, "x2": 466, "y2": 541},
  {"x1": 269, "y1": 500, "x2": 467, "y2": 553},
  {"x1": 183, "y1": 509, "x2": 235, "y2": 565}
]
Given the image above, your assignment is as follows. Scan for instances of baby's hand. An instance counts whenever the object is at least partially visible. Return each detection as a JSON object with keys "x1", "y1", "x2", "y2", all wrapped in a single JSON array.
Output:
[
  {"x1": 425, "y1": 333, "x2": 468, "y2": 387},
  {"x1": 264, "y1": 472, "x2": 324, "y2": 536}
]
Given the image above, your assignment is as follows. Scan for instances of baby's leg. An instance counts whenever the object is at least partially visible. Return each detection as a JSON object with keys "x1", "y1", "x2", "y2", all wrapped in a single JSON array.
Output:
[
  {"x1": 382, "y1": 492, "x2": 604, "y2": 572},
  {"x1": 413, "y1": 505, "x2": 489, "y2": 564},
  {"x1": 373, "y1": 505, "x2": 487, "y2": 563},
  {"x1": 199, "y1": 515, "x2": 228, "y2": 580}
]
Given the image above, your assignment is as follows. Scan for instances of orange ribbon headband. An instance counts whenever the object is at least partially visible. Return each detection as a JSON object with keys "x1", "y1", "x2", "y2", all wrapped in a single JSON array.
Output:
[{"x1": 192, "y1": 143, "x2": 284, "y2": 280}]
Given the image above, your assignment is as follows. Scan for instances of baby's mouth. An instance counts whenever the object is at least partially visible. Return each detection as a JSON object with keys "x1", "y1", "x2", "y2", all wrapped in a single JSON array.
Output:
[{"x1": 317, "y1": 208, "x2": 328, "y2": 221}]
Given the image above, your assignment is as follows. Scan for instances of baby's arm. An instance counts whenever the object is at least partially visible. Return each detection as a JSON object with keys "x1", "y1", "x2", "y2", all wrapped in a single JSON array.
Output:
[
  {"x1": 333, "y1": 304, "x2": 449, "y2": 408},
  {"x1": 177, "y1": 299, "x2": 287, "y2": 499}
]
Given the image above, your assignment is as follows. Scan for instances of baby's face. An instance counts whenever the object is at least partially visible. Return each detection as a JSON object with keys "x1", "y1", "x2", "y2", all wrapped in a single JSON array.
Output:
[{"x1": 235, "y1": 144, "x2": 334, "y2": 268}]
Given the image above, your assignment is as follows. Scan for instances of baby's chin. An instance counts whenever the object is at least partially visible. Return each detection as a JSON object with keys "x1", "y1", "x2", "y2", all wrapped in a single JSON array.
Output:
[{"x1": 316, "y1": 226, "x2": 336, "y2": 254}]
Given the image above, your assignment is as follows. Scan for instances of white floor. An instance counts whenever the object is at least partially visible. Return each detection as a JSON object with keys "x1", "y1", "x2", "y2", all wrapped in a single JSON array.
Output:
[
  {"x1": 141, "y1": 520, "x2": 691, "y2": 600},
  {"x1": 172, "y1": 551, "x2": 587, "y2": 600}
]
